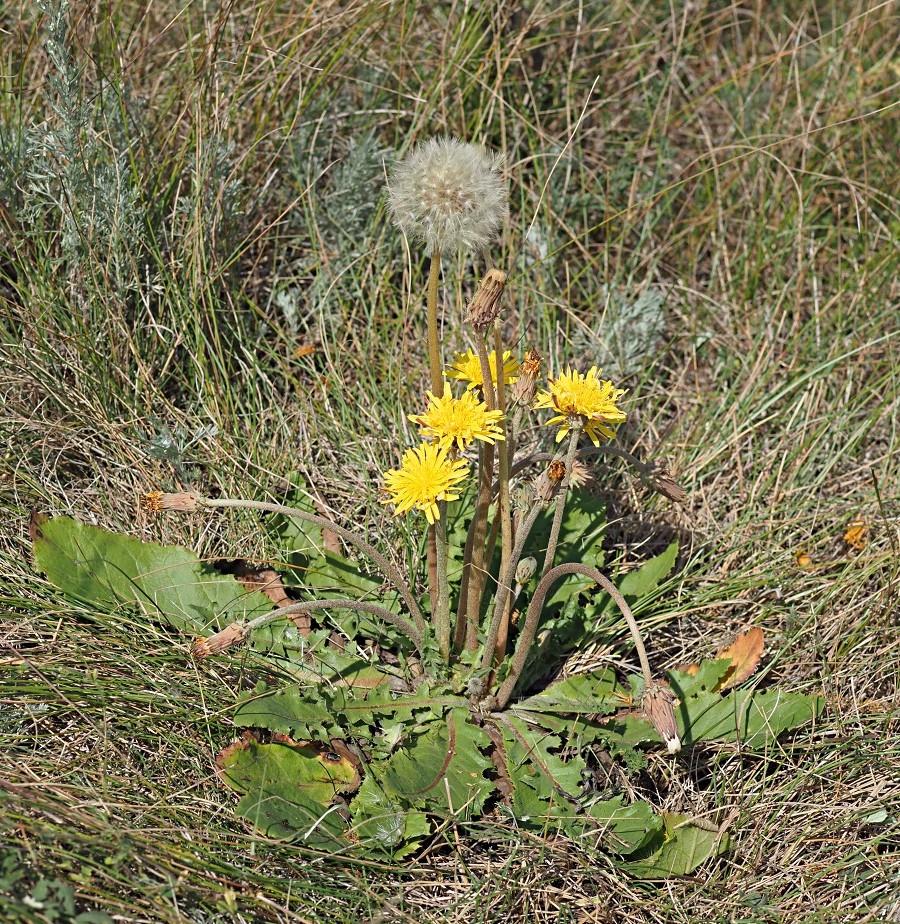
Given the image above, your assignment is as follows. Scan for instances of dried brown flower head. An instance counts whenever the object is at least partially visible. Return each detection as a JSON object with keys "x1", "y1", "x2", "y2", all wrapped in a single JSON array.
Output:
[
  {"x1": 641, "y1": 681, "x2": 681, "y2": 754},
  {"x1": 509, "y1": 348, "x2": 542, "y2": 406},
  {"x1": 142, "y1": 491, "x2": 201, "y2": 513},
  {"x1": 548, "y1": 459, "x2": 566, "y2": 482},
  {"x1": 464, "y1": 269, "x2": 508, "y2": 330},
  {"x1": 191, "y1": 623, "x2": 246, "y2": 659},
  {"x1": 534, "y1": 462, "x2": 566, "y2": 505}
]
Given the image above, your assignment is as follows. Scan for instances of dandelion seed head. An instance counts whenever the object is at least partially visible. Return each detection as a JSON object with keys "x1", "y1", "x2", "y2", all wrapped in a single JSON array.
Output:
[{"x1": 387, "y1": 137, "x2": 508, "y2": 254}]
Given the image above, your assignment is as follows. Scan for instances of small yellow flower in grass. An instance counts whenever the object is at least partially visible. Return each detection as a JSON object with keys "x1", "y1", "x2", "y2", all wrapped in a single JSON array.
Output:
[
  {"x1": 409, "y1": 384, "x2": 505, "y2": 451},
  {"x1": 382, "y1": 442, "x2": 470, "y2": 524},
  {"x1": 534, "y1": 366, "x2": 627, "y2": 446},
  {"x1": 446, "y1": 349, "x2": 519, "y2": 391}
]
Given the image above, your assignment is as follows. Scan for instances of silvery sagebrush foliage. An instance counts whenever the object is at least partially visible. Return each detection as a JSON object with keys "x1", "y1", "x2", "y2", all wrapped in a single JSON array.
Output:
[
  {"x1": 20, "y1": 0, "x2": 146, "y2": 296},
  {"x1": 573, "y1": 286, "x2": 667, "y2": 380},
  {"x1": 387, "y1": 137, "x2": 508, "y2": 254}
]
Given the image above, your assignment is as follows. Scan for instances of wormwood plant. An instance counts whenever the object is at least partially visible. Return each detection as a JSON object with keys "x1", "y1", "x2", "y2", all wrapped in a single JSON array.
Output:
[{"x1": 32, "y1": 138, "x2": 822, "y2": 874}]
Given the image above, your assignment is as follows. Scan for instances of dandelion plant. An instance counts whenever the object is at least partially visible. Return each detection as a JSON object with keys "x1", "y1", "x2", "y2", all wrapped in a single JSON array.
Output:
[{"x1": 31, "y1": 134, "x2": 824, "y2": 870}]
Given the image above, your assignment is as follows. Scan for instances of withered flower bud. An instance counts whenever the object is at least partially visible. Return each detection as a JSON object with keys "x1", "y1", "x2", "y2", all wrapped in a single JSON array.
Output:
[
  {"x1": 648, "y1": 467, "x2": 687, "y2": 504},
  {"x1": 509, "y1": 348, "x2": 541, "y2": 406},
  {"x1": 641, "y1": 681, "x2": 681, "y2": 754},
  {"x1": 568, "y1": 459, "x2": 593, "y2": 489},
  {"x1": 142, "y1": 491, "x2": 201, "y2": 513},
  {"x1": 464, "y1": 268, "x2": 507, "y2": 330},
  {"x1": 534, "y1": 462, "x2": 565, "y2": 505},
  {"x1": 191, "y1": 622, "x2": 246, "y2": 659}
]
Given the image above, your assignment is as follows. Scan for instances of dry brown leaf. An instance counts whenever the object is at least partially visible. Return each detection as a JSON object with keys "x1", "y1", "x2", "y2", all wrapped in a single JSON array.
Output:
[
  {"x1": 714, "y1": 627, "x2": 764, "y2": 692},
  {"x1": 233, "y1": 564, "x2": 309, "y2": 636},
  {"x1": 28, "y1": 509, "x2": 48, "y2": 543},
  {"x1": 843, "y1": 518, "x2": 868, "y2": 551},
  {"x1": 233, "y1": 563, "x2": 293, "y2": 607}
]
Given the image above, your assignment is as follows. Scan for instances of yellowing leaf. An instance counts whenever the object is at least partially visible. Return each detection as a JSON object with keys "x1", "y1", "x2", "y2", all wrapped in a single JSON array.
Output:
[
  {"x1": 714, "y1": 627, "x2": 764, "y2": 692},
  {"x1": 216, "y1": 732, "x2": 360, "y2": 846},
  {"x1": 675, "y1": 663, "x2": 700, "y2": 676},
  {"x1": 843, "y1": 518, "x2": 868, "y2": 551}
]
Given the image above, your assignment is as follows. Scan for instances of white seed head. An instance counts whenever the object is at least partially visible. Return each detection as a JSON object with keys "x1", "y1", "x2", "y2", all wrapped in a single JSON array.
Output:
[{"x1": 387, "y1": 136, "x2": 508, "y2": 254}]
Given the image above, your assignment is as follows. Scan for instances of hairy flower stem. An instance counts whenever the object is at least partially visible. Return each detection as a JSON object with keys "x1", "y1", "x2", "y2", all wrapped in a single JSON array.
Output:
[
  {"x1": 509, "y1": 444, "x2": 654, "y2": 481},
  {"x1": 195, "y1": 497, "x2": 426, "y2": 638},
  {"x1": 479, "y1": 500, "x2": 543, "y2": 676},
  {"x1": 433, "y1": 503, "x2": 451, "y2": 661},
  {"x1": 426, "y1": 250, "x2": 443, "y2": 394},
  {"x1": 462, "y1": 441, "x2": 495, "y2": 650},
  {"x1": 540, "y1": 424, "x2": 582, "y2": 577},
  {"x1": 196, "y1": 598, "x2": 424, "y2": 658},
  {"x1": 492, "y1": 323, "x2": 513, "y2": 664},
  {"x1": 424, "y1": 250, "x2": 443, "y2": 643},
  {"x1": 494, "y1": 563, "x2": 653, "y2": 710},
  {"x1": 461, "y1": 334, "x2": 498, "y2": 650}
]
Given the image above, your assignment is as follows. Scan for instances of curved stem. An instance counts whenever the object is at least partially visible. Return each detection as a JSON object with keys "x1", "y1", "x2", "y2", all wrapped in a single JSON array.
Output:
[
  {"x1": 540, "y1": 423, "x2": 582, "y2": 577},
  {"x1": 508, "y1": 445, "x2": 655, "y2": 484},
  {"x1": 198, "y1": 598, "x2": 424, "y2": 657},
  {"x1": 495, "y1": 563, "x2": 653, "y2": 710},
  {"x1": 198, "y1": 497, "x2": 426, "y2": 638}
]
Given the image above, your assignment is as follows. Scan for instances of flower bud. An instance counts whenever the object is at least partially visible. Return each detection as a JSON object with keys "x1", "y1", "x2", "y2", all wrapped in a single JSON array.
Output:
[
  {"x1": 534, "y1": 462, "x2": 565, "y2": 505},
  {"x1": 191, "y1": 623, "x2": 246, "y2": 659},
  {"x1": 142, "y1": 491, "x2": 201, "y2": 513},
  {"x1": 515, "y1": 556, "x2": 537, "y2": 586}
]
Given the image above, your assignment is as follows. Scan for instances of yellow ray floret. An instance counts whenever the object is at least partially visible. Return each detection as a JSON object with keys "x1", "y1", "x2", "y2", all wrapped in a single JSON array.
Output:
[
  {"x1": 445, "y1": 349, "x2": 519, "y2": 390},
  {"x1": 382, "y1": 442, "x2": 470, "y2": 524},
  {"x1": 409, "y1": 383, "x2": 506, "y2": 451},
  {"x1": 533, "y1": 366, "x2": 627, "y2": 446}
]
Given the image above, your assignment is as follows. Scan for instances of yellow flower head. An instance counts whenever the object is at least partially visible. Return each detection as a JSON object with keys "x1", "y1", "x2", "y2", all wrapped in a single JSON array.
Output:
[
  {"x1": 382, "y1": 442, "x2": 470, "y2": 524},
  {"x1": 445, "y1": 349, "x2": 519, "y2": 391},
  {"x1": 409, "y1": 384, "x2": 506, "y2": 451},
  {"x1": 534, "y1": 366, "x2": 627, "y2": 447}
]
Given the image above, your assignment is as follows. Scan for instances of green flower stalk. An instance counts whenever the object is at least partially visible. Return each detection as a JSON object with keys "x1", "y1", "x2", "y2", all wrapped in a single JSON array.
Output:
[{"x1": 387, "y1": 137, "x2": 508, "y2": 657}]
